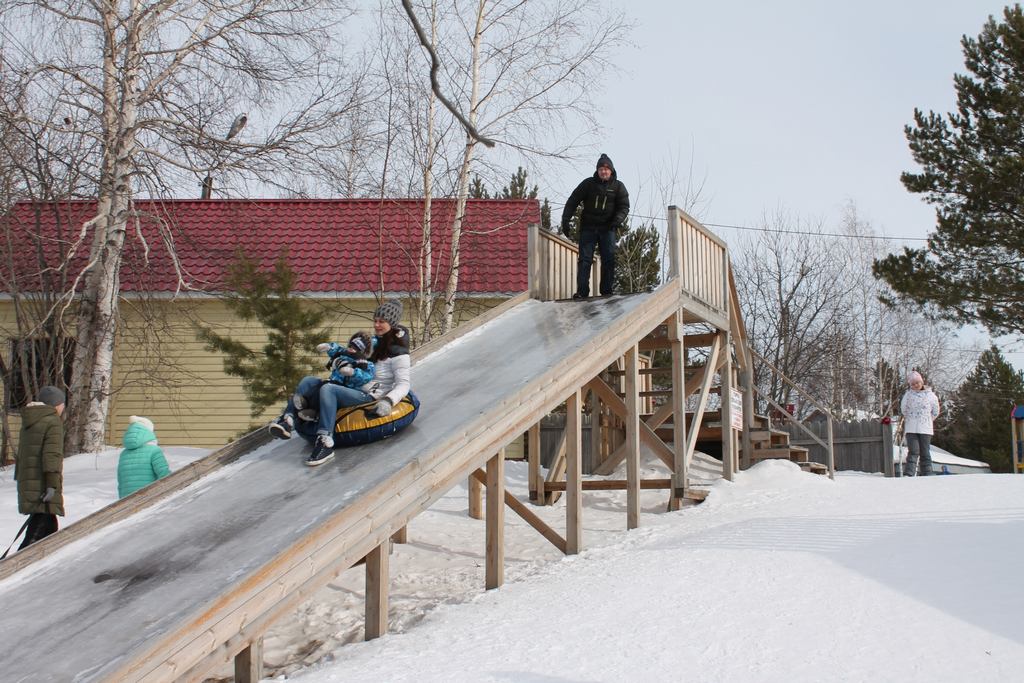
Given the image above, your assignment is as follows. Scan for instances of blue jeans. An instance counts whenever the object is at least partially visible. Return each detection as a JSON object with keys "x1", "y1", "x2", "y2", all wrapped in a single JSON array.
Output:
[
  {"x1": 577, "y1": 227, "x2": 616, "y2": 297},
  {"x1": 904, "y1": 433, "x2": 933, "y2": 476},
  {"x1": 288, "y1": 375, "x2": 374, "y2": 440}
]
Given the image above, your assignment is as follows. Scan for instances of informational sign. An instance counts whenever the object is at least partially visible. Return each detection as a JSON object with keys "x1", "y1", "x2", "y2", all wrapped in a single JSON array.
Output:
[{"x1": 730, "y1": 388, "x2": 744, "y2": 431}]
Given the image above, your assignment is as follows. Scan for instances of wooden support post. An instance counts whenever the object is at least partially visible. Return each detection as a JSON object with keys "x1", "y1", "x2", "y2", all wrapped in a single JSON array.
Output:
[
  {"x1": 365, "y1": 542, "x2": 389, "y2": 640},
  {"x1": 624, "y1": 345, "x2": 641, "y2": 530},
  {"x1": 472, "y1": 469, "x2": 567, "y2": 553},
  {"x1": 740, "y1": 362, "x2": 754, "y2": 470},
  {"x1": 391, "y1": 526, "x2": 408, "y2": 544},
  {"x1": 486, "y1": 450, "x2": 505, "y2": 589},
  {"x1": 566, "y1": 389, "x2": 583, "y2": 554},
  {"x1": 233, "y1": 638, "x2": 263, "y2": 683},
  {"x1": 881, "y1": 420, "x2": 895, "y2": 478},
  {"x1": 826, "y1": 416, "x2": 836, "y2": 480},
  {"x1": 528, "y1": 423, "x2": 541, "y2": 503},
  {"x1": 720, "y1": 331, "x2": 735, "y2": 481},
  {"x1": 669, "y1": 312, "x2": 687, "y2": 507},
  {"x1": 468, "y1": 474, "x2": 484, "y2": 520}
]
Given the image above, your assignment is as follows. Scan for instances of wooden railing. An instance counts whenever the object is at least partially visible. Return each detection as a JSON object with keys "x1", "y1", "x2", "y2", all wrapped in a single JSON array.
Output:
[
  {"x1": 527, "y1": 224, "x2": 599, "y2": 301},
  {"x1": 666, "y1": 206, "x2": 729, "y2": 318}
]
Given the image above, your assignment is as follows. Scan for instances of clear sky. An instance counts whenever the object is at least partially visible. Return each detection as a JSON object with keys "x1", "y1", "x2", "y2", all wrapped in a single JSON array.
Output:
[
  {"x1": 547, "y1": 1, "x2": 1021, "y2": 368},
  {"x1": 566, "y1": 1, "x2": 1009, "y2": 239}
]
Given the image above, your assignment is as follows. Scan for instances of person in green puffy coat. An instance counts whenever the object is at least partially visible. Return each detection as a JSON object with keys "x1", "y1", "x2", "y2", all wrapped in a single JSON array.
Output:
[
  {"x1": 117, "y1": 415, "x2": 170, "y2": 498},
  {"x1": 14, "y1": 385, "x2": 66, "y2": 550}
]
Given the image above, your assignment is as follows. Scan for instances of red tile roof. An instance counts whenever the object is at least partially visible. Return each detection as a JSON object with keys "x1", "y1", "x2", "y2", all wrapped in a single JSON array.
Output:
[{"x1": 2, "y1": 198, "x2": 539, "y2": 294}]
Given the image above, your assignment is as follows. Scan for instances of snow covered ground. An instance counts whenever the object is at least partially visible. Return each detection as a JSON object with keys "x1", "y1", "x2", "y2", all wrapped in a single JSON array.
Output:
[{"x1": 3, "y1": 451, "x2": 1024, "y2": 682}]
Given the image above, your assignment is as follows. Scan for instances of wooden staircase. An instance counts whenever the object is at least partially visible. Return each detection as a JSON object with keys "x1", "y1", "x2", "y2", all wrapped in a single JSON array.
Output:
[
  {"x1": 648, "y1": 409, "x2": 829, "y2": 477},
  {"x1": 744, "y1": 413, "x2": 828, "y2": 475}
]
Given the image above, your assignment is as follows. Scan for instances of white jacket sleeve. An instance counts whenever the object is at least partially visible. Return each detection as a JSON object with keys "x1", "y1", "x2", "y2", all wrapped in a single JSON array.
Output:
[{"x1": 384, "y1": 354, "x2": 411, "y2": 406}]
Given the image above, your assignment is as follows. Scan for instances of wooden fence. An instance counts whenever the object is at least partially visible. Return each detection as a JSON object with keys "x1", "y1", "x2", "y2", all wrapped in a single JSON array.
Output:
[
  {"x1": 781, "y1": 418, "x2": 894, "y2": 475},
  {"x1": 527, "y1": 225, "x2": 599, "y2": 301}
]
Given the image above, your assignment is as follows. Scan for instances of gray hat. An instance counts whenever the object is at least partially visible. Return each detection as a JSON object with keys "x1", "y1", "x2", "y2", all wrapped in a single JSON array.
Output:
[
  {"x1": 373, "y1": 299, "x2": 403, "y2": 327},
  {"x1": 37, "y1": 385, "x2": 66, "y2": 407}
]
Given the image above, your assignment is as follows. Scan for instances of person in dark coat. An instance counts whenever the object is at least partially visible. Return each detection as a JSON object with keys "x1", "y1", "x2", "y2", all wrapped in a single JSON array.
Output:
[
  {"x1": 560, "y1": 153, "x2": 630, "y2": 299},
  {"x1": 14, "y1": 385, "x2": 66, "y2": 550}
]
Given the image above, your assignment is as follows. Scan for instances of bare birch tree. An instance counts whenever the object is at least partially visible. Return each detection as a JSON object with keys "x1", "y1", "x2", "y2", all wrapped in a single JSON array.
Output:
[
  {"x1": 0, "y1": 0, "x2": 362, "y2": 451},
  {"x1": 402, "y1": 0, "x2": 630, "y2": 333}
]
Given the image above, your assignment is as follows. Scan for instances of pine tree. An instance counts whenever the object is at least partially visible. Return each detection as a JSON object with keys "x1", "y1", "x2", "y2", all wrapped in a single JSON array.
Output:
[
  {"x1": 615, "y1": 221, "x2": 661, "y2": 294},
  {"x1": 197, "y1": 250, "x2": 329, "y2": 418},
  {"x1": 873, "y1": 7, "x2": 1024, "y2": 336},
  {"x1": 937, "y1": 346, "x2": 1024, "y2": 472},
  {"x1": 469, "y1": 176, "x2": 490, "y2": 199}
]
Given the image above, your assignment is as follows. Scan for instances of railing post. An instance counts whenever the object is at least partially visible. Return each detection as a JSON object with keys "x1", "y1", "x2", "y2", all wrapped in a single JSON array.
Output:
[
  {"x1": 667, "y1": 206, "x2": 683, "y2": 281},
  {"x1": 527, "y1": 222, "x2": 542, "y2": 299}
]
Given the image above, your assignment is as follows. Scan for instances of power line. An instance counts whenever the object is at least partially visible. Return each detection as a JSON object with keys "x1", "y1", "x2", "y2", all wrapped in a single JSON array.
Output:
[{"x1": 546, "y1": 198, "x2": 930, "y2": 243}]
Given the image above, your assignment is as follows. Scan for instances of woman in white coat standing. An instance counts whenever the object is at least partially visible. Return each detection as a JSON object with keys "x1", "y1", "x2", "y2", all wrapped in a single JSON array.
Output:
[{"x1": 901, "y1": 370, "x2": 941, "y2": 476}]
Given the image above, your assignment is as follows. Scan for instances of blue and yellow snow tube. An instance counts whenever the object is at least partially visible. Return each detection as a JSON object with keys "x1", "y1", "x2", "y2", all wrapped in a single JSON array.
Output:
[{"x1": 332, "y1": 392, "x2": 420, "y2": 447}]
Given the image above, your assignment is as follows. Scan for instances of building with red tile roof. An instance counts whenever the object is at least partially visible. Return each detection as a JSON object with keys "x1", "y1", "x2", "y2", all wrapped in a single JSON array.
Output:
[{"x1": 3, "y1": 198, "x2": 539, "y2": 296}]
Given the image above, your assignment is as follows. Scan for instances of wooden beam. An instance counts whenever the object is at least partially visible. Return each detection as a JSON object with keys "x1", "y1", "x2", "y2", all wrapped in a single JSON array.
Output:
[
  {"x1": 485, "y1": 452, "x2": 505, "y2": 590},
  {"x1": 527, "y1": 424, "x2": 541, "y2": 502},
  {"x1": 684, "y1": 336, "x2": 722, "y2": 471},
  {"x1": 365, "y1": 542, "x2": 389, "y2": 640},
  {"x1": 233, "y1": 638, "x2": 263, "y2": 683},
  {"x1": 625, "y1": 345, "x2": 641, "y2": 530},
  {"x1": 721, "y1": 331, "x2": 735, "y2": 481},
  {"x1": 544, "y1": 479, "x2": 673, "y2": 491},
  {"x1": 390, "y1": 526, "x2": 408, "y2": 544},
  {"x1": 543, "y1": 428, "x2": 567, "y2": 505},
  {"x1": 470, "y1": 469, "x2": 567, "y2": 553},
  {"x1": 586, "y1": 378, "x2": 676, "y2": 471},
  {"x1": 468, "y1": 475, "x2": 483, "y2": 520},
  {"x1": 566, "y1": 389, "x2": 582, "y2": 554},
  {"x1": 670, "y1": 311, "x2": 688, "y2": 501}
]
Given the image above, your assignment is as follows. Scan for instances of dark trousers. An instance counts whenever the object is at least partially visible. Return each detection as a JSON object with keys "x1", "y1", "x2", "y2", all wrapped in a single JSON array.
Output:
[
  {"x1": 18, "y1": 513, "x2": 58, "y2": 550},
  {"x1": 904, "y1": 433, "x2": 933, "y2": 476},
  {"x1": 576, "y1": 227, "x2": 616, "y2": 297}
]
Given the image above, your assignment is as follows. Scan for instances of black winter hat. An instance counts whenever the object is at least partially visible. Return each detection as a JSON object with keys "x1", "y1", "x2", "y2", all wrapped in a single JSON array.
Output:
[
  {"x1": 596, "y1": 153, "x2": 614, "y2": 171},
  {"x1": 374, "y1": 299, "x2": 403, "y2": 327},
  {"x1": 347, "y1": 331, "x2": 373, "y2": 359},
  {"x1": 37, "y1": 385, "x2": 66, "y2": 407}
]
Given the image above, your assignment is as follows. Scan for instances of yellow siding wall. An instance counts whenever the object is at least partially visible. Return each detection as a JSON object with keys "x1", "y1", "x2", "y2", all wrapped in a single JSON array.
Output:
[{"x1": 3, "y1": 296, "x2": 514, "y2": 451}]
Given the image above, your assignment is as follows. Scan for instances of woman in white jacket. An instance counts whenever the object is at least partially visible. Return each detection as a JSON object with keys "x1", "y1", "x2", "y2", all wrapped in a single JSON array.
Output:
[{"x1": 901, "y1": 370, "x2": 941, "y2": 476}]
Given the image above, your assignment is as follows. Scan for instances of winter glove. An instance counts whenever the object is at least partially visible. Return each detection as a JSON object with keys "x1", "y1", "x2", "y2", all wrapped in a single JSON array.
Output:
[
  {"x1": 316, "y1": 343, "x2": 331, "y2": 353},
  {"x1": 40, "y1": 487, "x2": 55, "y2": 503},
  {"x1": 374, "y1": 398, "x2": 393, "y2": 417}
]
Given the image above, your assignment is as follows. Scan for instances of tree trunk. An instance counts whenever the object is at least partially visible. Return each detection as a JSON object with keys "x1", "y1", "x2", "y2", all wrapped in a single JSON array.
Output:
[
  {"x1": 65, "y1": 5, "x2": 140, "y2": 453},
  {"x1": 441, "y1": 0, "x2": 484, "y2": 335},
  {"x1": 417, "y1": 1, "x2": 438, "y2": 345}
]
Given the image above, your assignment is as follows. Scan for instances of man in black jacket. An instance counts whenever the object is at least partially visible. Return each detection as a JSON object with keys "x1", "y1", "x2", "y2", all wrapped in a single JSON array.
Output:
[{"x1": 561, "y1": 153, "x2": 630, "y2": 299}]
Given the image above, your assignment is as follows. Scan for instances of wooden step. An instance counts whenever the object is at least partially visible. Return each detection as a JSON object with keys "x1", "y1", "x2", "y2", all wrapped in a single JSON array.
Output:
[
  {"x1": 749, "y1": 446, "x2": 809, "y2": 463},
  {"x1": 798, "y1": 462, "x2": 829, "y2": 475}
]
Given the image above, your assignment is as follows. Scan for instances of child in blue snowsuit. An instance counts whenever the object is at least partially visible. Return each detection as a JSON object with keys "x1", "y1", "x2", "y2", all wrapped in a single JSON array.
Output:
[{"x1": 270, "y1": 331, "x2": 375, "y2": 442}]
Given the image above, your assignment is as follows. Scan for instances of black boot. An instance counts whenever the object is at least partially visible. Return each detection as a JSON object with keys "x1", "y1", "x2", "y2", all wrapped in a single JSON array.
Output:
[
  {"x1": 269, "y1": 414, "x2": 294, "y2": 440},
  {"x1": 306, "y1": 434, "x2": 335, "y2": 467}
]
